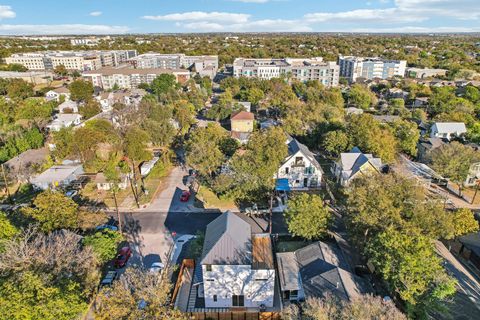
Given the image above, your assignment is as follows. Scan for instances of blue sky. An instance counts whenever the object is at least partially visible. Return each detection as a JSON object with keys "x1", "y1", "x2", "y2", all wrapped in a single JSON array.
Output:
[{"x1": 0, "y1": 0, "x2": 478, "y2": 34}]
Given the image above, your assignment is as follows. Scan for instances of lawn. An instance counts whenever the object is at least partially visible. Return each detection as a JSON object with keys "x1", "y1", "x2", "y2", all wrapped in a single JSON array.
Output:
[
  {"x1": 276, "y1": 240, "x2": 313, "y2": 253},
  {"x1": 195, "y1": 186, "x2": 237, "y2": 210}
]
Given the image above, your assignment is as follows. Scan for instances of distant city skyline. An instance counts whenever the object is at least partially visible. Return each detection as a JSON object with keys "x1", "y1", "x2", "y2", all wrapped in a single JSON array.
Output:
[{"x1": 0, "y1": 0, "x2": 478, "y2": 35}]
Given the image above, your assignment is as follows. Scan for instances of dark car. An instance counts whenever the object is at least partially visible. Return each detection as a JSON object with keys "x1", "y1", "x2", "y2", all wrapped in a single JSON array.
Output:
[
  {"x1": 180, "y1": 190, "x2": 191, "y2": 202},
  {"x1": 114, "y1": 246, "x2": 132, "y2": 268},
  {"x1": 100, "y1": 270, "x2": 118, "y2": 287}
]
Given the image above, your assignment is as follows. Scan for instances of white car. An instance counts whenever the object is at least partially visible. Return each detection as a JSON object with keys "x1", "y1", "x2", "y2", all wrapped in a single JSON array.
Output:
[{"x1": 149, "y1": 262, "x2": 165, "y2": 273}]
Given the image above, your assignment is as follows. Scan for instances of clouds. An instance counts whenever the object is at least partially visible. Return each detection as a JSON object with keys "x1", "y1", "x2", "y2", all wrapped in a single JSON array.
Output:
[
  {"x1": 143, "y1": 11, "x2": 250, "y2": 23},
  {"x1": 0, "y1": 24, "x2": 129, "y2": 35},
  {"x1": 89, "y1": 11, "x2": 102, "y2": 17},
  {"x1": 0, "y1": 5, "x2": 15, "y2": 20}
]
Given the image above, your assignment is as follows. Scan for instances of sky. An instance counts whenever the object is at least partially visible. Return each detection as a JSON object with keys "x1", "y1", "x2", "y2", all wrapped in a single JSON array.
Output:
[{"x1": 0, "y1": 0, "x2": 478, "y2": 35}]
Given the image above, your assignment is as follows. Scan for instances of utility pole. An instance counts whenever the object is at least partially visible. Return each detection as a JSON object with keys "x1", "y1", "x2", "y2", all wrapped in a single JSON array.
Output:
[
  {"x1": 112, "y1": 186, "x2": 122, "y2": 233},
  {"x1": 269, "y1": 192, "x2": 273, "y2": 234},
  {"x1": 1, "y1": 164, "x2": 11, "y2": 203}
]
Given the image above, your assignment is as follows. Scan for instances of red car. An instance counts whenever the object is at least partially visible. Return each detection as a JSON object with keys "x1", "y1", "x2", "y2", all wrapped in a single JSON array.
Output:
[
  {"x1": 114, "y1": 246, "x2": 132, "y2": 268},
  {"x1": 180, "y1": 190, "x2": 191, "y2": 202}
]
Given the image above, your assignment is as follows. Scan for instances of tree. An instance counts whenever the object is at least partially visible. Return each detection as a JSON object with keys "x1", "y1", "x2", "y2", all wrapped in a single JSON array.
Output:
[
  {"x1": 430, "y1": 142, "x2": 480, "y2": 195},
  {"x1": 79, "y1": 99, "x2": 101, "y2": 119},
  {"x1": 83, "y1": 230, "x2": 123, "y2": 264},
  {"x1": 0, "y1": 228, "x2": 98, "y2": 320},
  {"x1": 69, "y1": 79, "x2": 94, "y2": 102},
  {"x1": 22, "y1": 190, "x2": 79, "y2": 232},
  {"x1": 346, "y1": 114, "x2": 397, "y2": 163},
  {"x1": 392, "y1": 119, "x2": 420, "y2": 157},
  {"x1": 284, "y1": 193, "x2": 331, "y2": 240},
  {"x1": 6, "y1": 79, "x2": 34, "y2": 100},
  {"x1": 52, "y1": 127, "x2": 74, "y2": 160},
  {"x1": 283, "y1": 295, "x2": 406, "y2": 320},
  {"x1": 348, "y1": 84, "x2": 377, "y2": 110},
  {"x1": 185, "y1": 124, "x2": 226, "y2": 177},
  {"x1": 452, "y1": 208, "x2": 479, "y2": 238},
  {"x1": 54, "y1": 64, "x2": 68, "y2": 77},
  {"x1": 367, "y1": 228, "x2": 456, "y2": 317},
  {"x1": 95, "y1": 267, "x2": 187, "y2": 320},
  {"x1": 321, "y1": 130, "x2": 350, "y2": 156},
  {"x1": 229, "y1": 127, "x2": 288, "y2": 200},
  {"x1": 124, "y1": 127, "x2": 151, "y2": 207},
  {"x1": 151, "y1": 74, "x2": 177, "y2": 97}
]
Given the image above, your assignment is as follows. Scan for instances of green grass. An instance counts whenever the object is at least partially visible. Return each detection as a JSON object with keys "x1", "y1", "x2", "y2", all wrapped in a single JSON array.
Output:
[
  {"x1": 196, "y1": 186, "x2": 236, "y2": 210},
  {"x1": 276, "y1": 240, "x2": 313, "y2": 253}
]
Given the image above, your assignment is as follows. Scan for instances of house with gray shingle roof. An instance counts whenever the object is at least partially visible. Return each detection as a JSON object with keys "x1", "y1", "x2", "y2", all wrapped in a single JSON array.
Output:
[
  {"x1": 200, "y1": 211, "x2": 275, "y2": 309},
  {"x1": 333, "y1": 147, "x2": 383, "y2": 186},
  {"x1": 277, "y1": 241, "x2": 369, "y2": 302}
]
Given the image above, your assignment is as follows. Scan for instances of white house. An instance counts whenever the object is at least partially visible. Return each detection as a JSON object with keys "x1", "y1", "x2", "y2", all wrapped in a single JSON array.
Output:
[
  {"x1": 47, "y1": 113, "x2": 82, "y2": 131},
  {"x1": 94, "y1": 172, "x2": 129, "y2": 191},
  {"x1": 45, "y1": 87, "x2": 71, "y2": 102},
  {"x1": 276, "y1": 137, "x2": 323, "y2": 190},
  {"x1": 430, "y1": 122, "x2": 467, "y2": 140},
  {"x1": 58, "y1": 100, "x2": 79, "y2": 113},
  {"x1": 201, "y1": 211, "x2": 275, "y2": 309},
  {"x1": 140, "y1": 157, "x2": 159, "y2": 176},
  {"x1": 96, "y1": 89, "x2": 147, "y2": 112},
  {"x1": 333, "y1": 147, "x2": 383, "y2": 186},
  {"x1": 30, "y1": 164, "x2": 84, "y2": 190}
]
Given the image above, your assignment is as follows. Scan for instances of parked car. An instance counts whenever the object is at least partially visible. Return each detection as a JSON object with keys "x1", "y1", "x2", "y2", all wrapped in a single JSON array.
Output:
[
  {"x1": 95, "y1": 224, "x2": 118, "y2": 232},
  {"x1": 100, "y1": 270, "x2": 118, "y2": 287},
  {"x1": 180, "y1": 190, "x2": 191, "y2": 202},
  {"x1": 65, "y1": 190, "x2": 78, "y2": 198},
  {"x1": 114, "y1": 246, "x2": 132, "y2": 268},
  {"x1": 149, "y1": 262, "x2": 165, "y2": 273}
]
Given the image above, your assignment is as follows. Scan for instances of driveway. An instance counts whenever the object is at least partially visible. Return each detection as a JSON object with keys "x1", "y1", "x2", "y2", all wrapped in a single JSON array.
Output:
[{"x1": 141, "y1": 166, "x2": 196, "y2": 213}]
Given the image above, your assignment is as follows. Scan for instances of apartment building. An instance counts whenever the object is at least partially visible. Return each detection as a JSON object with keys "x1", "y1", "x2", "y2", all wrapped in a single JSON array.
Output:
[
  {"x1": 128, "y1": 53, "x2": 218, "y2": 79},
  {"x1": 339, "y1": 56, "x2": 407, "y2": 82},
  {"x1": 233, "y1": 57, "x2": 339, "y2": 86},
  {"x1": 5, "y1": 50, "x2": 137, "y2": 71},
  {"x1": 82, "y1": 66, "x2": 190, "y2": 90}
]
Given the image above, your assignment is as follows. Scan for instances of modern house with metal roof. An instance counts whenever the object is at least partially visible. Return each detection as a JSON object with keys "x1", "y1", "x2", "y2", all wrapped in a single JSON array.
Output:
[
  {"x1": 333, "y1": 147, "x2": 383, "y2": 186},
  {"x1": 276, "y1": 241, "x2": 369, "y2": 303},
  {"x1": 276, "y1": 136, "x2": 323, "y2": 191},
  {"x1": 430, "y1": 122, "x2": 466, "y2": 140},
  {"x1": 200, "y1": 211, "x2": 276, "y2": 309}
]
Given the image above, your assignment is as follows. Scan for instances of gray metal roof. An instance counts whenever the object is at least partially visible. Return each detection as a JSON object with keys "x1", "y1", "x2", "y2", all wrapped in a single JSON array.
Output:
[{"x1": 200, "y1": 211, "x2": 252, "y2": 265}]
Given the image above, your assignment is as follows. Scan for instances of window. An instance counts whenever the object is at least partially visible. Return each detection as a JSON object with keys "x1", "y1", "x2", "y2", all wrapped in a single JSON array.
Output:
[
  {"x1": 213, "y1": 295, "x2": 217, "y2": 302},
  {"x1": 285, "y1": 167, "x2": 289, "y2": 174},
  {"x1": 206, "y1": 265, "x2": 212, "y2": 272},
  {"x1": 232, "y1": 295, "x2": 244, "y2": 307}
]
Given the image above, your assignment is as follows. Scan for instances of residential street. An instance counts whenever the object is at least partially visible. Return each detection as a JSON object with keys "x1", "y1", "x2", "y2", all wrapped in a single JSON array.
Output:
[{"x1": 109, "y1": 164, "x2": 288, "y2": 271}]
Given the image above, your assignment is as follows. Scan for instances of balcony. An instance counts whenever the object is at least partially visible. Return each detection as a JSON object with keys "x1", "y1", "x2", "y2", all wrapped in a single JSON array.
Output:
[{"x1": 291, "y1": 161, "x2": 305, "y2": 167}]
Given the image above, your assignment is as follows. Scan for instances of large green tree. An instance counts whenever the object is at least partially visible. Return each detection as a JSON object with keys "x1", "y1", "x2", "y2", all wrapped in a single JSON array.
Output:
[
  {"x1": 284, "y1": 193, "x2": 331, "y2": 240},
  {"x1": 22, "y1": 190, "x2": 79, "y2": 232},
  {"x1": 83, "y1": 230, "x2": 123, "y2": 264},
  {"x1": 69, "y1": 79, "x2": 94, "y2": 102},
  {"x1": 429, "y1": 142, "x2": 480, "y2": 195}
]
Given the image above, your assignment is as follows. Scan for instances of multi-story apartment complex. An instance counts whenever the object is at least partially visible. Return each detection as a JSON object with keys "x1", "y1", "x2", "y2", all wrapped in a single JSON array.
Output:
[
  {"x1": 5, "y1": 50, "x2": 137, "y2": 71},
  {"x1": 232, "y1": 57, "x2": 340, "y2": 86},
  {"x1": 82, "y1": 66, "x2": 190, "y2": 90},
  {"x1": 128, "y1": 53, "x2": 218, "y2": 79},
  {"x1": 338, "y1": 56, "x2": 407, "y2": 82}
]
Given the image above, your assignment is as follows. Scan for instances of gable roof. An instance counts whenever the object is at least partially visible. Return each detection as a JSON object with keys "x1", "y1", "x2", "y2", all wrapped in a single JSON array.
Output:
[
  {"x1": 285, "y1": 137, "x2": 323, "y2": 173},
  {"x1": 294, "y1": 241, "x2": 368, "y2": 301},
  {"x1": 201, "y1": 211, "x2": 252, "y2": 265},
  {"x1": 52, "y1": 87, "x2": 70, "y2": 94},
  {"x1": 231, "y1": 111, "x2": 254, "y2": 121},
  {"x1": 339, "y1": 147, "x2": 382, "y2": 180},
  {"x1": 432, "y1": 122, "x2": 466, "y2": 134}
]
